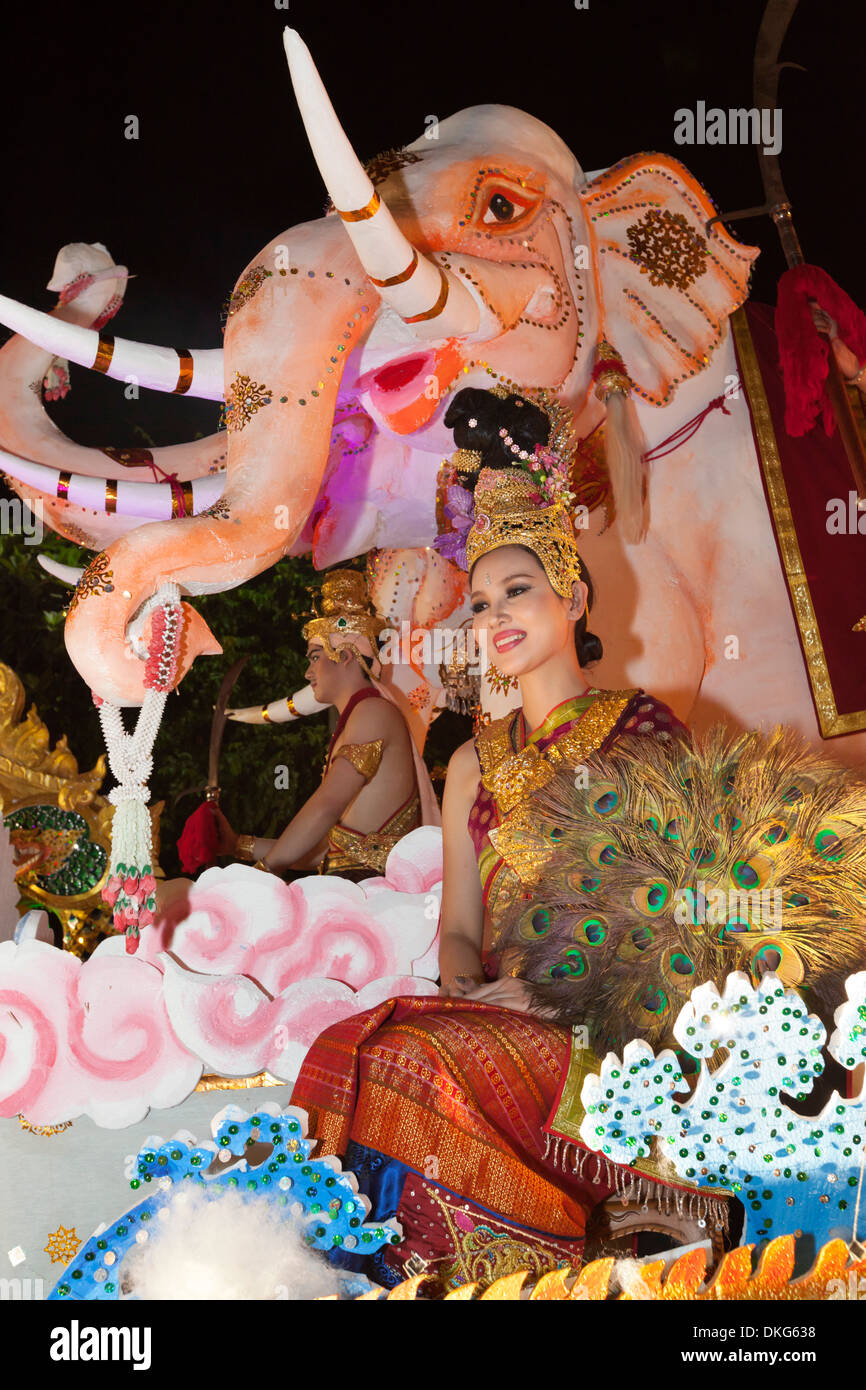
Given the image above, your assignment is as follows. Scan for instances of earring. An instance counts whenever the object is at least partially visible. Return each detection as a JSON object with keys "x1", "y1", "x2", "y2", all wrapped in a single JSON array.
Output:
[{"x1": 486, "y1": 663, "x2": 519, "y2": 695}]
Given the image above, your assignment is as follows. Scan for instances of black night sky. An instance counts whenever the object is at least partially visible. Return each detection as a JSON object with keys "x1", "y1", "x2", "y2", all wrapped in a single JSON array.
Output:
[{"x1": 0, "y1": 0, "x2": 862, "y2": 452}]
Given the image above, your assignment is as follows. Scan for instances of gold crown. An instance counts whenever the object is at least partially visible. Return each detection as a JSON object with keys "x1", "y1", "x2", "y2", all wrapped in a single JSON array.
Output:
[
  {"x1": 465, "y1": 469, "x2": 583, "y2": 598},
  {"x1": 302, "y1": 569, "x2": 388, "y2": 661}
]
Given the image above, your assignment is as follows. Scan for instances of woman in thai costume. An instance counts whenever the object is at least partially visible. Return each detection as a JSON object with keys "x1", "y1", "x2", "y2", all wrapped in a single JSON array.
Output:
[{"x1": 291, "y1": 387, "x2": 732, "y2": 1293}]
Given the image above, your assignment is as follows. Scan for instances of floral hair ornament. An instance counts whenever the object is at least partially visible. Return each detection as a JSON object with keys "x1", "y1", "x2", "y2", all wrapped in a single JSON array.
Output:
[
  {"x1": 302, "y1": 569, "x2": 389, "y2": 666},
  {"x1": 434, "y1": 387, "x2": 583, "y2": 595}
]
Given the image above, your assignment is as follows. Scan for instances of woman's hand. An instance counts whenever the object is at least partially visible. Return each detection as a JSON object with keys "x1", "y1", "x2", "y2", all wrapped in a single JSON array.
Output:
[
  {"x1": 210, "y1": 805, "x2": 239, "y2": 856},
  {"x1": 439, "y1": 974, "x2": 482, "y2": 998},
  {"x1": 461, "y1": 975, "x2": 555, "y2": 1017}
]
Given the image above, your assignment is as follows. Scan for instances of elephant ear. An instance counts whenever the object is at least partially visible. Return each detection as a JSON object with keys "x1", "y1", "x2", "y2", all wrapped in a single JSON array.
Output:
[{"x1": 581, "y1": 153, "x2": 759, "y2": 407}]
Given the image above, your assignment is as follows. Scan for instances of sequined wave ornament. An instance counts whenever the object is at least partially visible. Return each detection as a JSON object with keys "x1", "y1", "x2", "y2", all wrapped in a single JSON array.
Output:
[
  {"x1": 48, "y1": 1102, "x2": 401, "y2": 1301},
  {"x1": 496, "y1": 723, "x2": 866, "y2": 1050},
  {"x1": 580, "y1": 969, "x2": 866, "y2": 1251},
  {"x1": 97, "y1": 584, "x2": 184, "y2": 953}
]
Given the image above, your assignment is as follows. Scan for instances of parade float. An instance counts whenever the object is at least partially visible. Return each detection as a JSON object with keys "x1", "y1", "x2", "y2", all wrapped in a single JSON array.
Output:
[{"x1": 1, "y1": 0, "x2": 866, "y2": 1307}]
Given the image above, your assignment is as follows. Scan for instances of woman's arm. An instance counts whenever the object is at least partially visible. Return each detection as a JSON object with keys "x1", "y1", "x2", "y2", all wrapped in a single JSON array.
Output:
[{"x1": 437, "y1": 740, "x2": 487, "y2": 995}]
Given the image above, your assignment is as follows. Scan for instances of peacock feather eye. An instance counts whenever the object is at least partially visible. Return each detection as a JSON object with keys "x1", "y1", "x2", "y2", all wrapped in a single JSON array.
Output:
[
  {"x1": 630, "y1": 924, "x2": 654, "y2": 952},
  {"x1": 784, "y1": 892, "x2": 809, "y2": 908},
  {"x1": 631, "y1": 881, "x2": 670, "y2": 916},
  {"x1": 731, "y1": 853, "x2": 771, "y2": 891},
  {"x1": 762, "y1": 823, "x2": 790, "y2": 847},
  {"x1": 530, "y1": 908, "x2": 550, "y2": 935},
  {"x1": 548, "y1": 947, "x2": 586, "y2": 980},
  {"x1": 669, "y1": 951, "x2": 695, "y2": 976},
  {"x1": 589, "y1": 783, "x2": 619, "y2": 818},
  {"x1": 814, "y1": 828, "x2": 844, "y2": 862},
  {"x1": 639, "y1": 987, "x2": 669, "y2": 1016},
  {"x1": 587, "y1": 839, "x2": 619, "y2": 868},
  {"x1": 689, "y1": 844, "x2": 717, "y2": 868},
  {"x1": 642, "y1": 815, "x2": 661, "y2": 834},
  {"x1": 664, "y1": 818, "x2": 687, "y2": 842},
  {"x1": 573, "y1": 915, "x2": 607, "y2": 946}
]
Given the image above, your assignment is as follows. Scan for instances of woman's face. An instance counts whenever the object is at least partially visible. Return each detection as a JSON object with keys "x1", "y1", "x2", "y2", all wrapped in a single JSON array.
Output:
[{"x1": 469, "y1": 545, "x2": 587, "y2": 678}]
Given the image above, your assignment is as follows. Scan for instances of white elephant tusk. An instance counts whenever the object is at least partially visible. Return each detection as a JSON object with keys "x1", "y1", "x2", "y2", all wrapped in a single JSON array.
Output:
[
  {"x1": 283, "y1": 28, "x2": 479, "y2": 341},
  {"x1": 0, "y1": 293, "x2": 224, "y2": 400},
  {"x1": 0, "y1": 444, "x2": 226, "y2": 519},
  {"x1": 37, "y1": 555, "x2": 84, "y2": 587},
  {"x1": 227, "y1": 685, "x2": 329, "y2": 724}
]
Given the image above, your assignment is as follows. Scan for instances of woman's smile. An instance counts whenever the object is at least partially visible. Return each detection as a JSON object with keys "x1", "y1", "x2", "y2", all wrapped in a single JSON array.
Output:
[{"x1": 493, "y1": 629, "x2": 527, "y2": 653}]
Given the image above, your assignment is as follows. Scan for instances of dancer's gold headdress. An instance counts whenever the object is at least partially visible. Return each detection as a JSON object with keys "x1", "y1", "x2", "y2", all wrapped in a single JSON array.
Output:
[
  {"x1": 303, "y1": 569, "x2": 388, "y2": 663},
  {"x1": 466, "y1": 468, "x2": 583, "y2": 598}
]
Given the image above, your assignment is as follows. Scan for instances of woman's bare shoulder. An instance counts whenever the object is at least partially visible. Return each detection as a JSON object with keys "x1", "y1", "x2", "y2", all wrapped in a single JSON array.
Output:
[{"x1": 446, "y1": 737, "x2": 481, "y2": 788}]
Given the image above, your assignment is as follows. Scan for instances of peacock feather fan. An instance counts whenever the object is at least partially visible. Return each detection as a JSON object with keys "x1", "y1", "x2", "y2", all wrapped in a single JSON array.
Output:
[{"x1": 495, "y1": 725, "x2": 866, "y2": 1052}]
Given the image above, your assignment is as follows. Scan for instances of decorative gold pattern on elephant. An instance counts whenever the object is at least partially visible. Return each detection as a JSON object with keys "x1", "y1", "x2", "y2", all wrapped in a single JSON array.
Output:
[
  {"x1": 100, "y1": 446, "x2": 155, "y2": 469},
  {"x1": 407, "y1": 684, "x2": 431, "y2": 712},
  {"x1": 223, "y1": 372, "x2": 273, "y2": 433},
  {"x1": 201, "y1": 498, "x2": 231, "y2": 521},
  {"x1": 365, "y1": 147, "x2": 423, "y2": 186},
  {"x1": 434, "y1": 1198, "x2": 569, "y2": 1294},
  {"x1": 853, "y1": 615, "x2": 866, "y2": 633},
  {"x1": 361, "y1": 1236, "x2": 866, "y2": 1301},
  {"x1": 67, "y1": 552, "x2": 115, "y2": 615},
  {"x1": 626, "y1": 209, "x2": 708, "y2": 291},
  {"x1": 223, "y1": 264, "x2": 273, "y2": 321}
]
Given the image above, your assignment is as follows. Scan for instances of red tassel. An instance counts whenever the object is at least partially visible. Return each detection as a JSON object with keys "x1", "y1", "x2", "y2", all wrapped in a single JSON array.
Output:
[
  {"x1": 775, "y1": 264, "x2": 866, "y2": 438},
  {"x1": 177, "y1": 801, "x2": 220, "y2": 874}
]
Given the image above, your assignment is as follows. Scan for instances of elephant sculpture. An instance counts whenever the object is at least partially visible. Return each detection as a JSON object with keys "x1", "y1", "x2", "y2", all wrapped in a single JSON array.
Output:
[{"x1": 0, "y1": 29, "x2": 862, "y2": 764}]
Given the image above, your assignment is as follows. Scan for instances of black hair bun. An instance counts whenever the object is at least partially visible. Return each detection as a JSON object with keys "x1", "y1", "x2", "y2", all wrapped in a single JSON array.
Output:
[
  {"x1": 444, "y1": 387, "x2": 550, "y2": 475},
  {"x1": 576, "y1": 628, "x2": 603, "y2": 666}
]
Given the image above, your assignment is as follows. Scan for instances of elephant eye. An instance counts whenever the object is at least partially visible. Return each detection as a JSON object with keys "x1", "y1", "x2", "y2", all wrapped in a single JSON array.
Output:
[
  {"x1": 488, "y1": 194, "x2": 515, "y2": 222},
  {"x1": 478, "y1": 181, "x2": 543, "y2": 229}
]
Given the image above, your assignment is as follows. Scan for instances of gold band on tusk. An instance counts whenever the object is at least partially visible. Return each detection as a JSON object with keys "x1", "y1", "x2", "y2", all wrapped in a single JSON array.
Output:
[
  {"x1": 369, "y1": 249, "x2": 419, "y2": 287},
  {"x1": 338, "y1": 189, "x2": 381, "y2": 222},
  {"x1": 56, "y1": 471, "x2": 71, "y2": 500},
  {"x1": 174, "y1": 349, "x2": 194, "y2": 395},
  {"x1": 286, "y1": 697, "x2": 298, "y2": 717},
  {"x1": 261, "y1": 705, "x2": 272, "y2": 723},
  {"x1": 105, "y1": 480, "x2": 118, "y2": 514},
  {"x1": 92, "y1": 335, "x2": 115, "y2": 373},
  {"x1": 403, "y1": 267, "x2": 449, "y2": 324}
]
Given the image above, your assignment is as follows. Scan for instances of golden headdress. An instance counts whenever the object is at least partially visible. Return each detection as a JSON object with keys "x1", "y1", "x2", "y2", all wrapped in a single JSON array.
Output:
[
  {"x1": 466, "y1": 469, "x2": 583, "y2": 598},
  {"x1": 302, "y1": 569, "x2": 388, "y2": 663}
]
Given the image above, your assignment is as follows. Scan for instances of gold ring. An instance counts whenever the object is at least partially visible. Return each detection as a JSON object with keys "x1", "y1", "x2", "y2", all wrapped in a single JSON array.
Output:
[
  {"x1": 369, "y1": 249, "x2": 419, "y2": 287},
  {"x1": 56, "y1": 471, "x2": 71, "y2": 500},
  {"x1": 403, "y1": 267, "x2": 449, "y2": 324},
  {"x1": 92, "y1": 335, "x2": 115, "y2": 374},
  {"x1": 174, "y1": 349, "x2": 194, "y2": 395},
  {"x1": 338, "y1": 189, "x2": 380, "y2": 222}
]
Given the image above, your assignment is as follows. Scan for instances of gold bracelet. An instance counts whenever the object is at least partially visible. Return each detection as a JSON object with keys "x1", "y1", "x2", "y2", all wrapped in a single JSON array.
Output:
[
  {"x1": 253, "y1": 858, "x2": 273, "y2": 874},
  {"x1": 235, "y1": 834, "x2": 256, "y2": 863}
]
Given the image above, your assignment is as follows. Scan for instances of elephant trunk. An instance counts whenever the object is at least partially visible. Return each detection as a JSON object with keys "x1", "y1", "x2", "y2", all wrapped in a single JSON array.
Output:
[{"x1": 66, "y1": 221, "x2": 380, "y2": 705}]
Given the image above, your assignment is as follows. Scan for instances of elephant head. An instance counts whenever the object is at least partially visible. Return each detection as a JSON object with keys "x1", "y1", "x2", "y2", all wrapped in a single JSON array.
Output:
[{"x1": 0, "y1": 29, "x2": 756, "y2": 705}]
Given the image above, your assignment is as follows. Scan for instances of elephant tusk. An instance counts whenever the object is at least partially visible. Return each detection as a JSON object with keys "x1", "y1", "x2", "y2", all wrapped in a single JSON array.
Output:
[
  {"x1": 0, "y1": 293, "x2": 224, "y2": 400},
  {"x1": 0, "y1": 444, "x2": 226, "y2": 519},
  {"x1": 283, "y1": 28, "x2": 479, "y2": 341},
  {"x1": 37, "y1": 555, "x2": 84, "y2": 587},
  {"x1": 227, "y1": 685, "x2": 329, "y2": 724}
]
